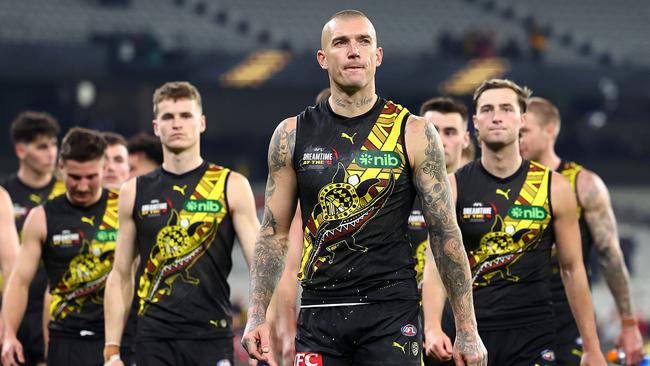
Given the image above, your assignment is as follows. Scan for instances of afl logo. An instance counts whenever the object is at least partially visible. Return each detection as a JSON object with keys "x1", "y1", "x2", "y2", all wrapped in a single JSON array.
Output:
[{"x1": 401, "y1": 324, "x2": 417, "y2": 337}]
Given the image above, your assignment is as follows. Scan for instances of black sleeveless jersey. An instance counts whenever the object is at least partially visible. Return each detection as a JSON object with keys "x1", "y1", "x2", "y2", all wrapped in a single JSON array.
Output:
[
  {"x1": 2, "y1": 174, "x2": 66, "y2": 313},
  {"x1": 294, "y1": 98, "x2": 419, "y2": 305},
  {"x1": 453, "y1": 160, "x2": 555, "y2": 329},
  {"x1": 133, "y1": 162, "x2": 235, "y2": 340},
  {"x1": 2, "y1": 174, "x2": 66, "y2": 231},
  {"x1": 551, "y1": 161, "x2": 593, "y2": 312},
  {"x1": 43, "y1": 189, "x2": 118, "y2": 336},
  {"x1": 408, "y1": 199, "x2": 428, "y2": 290}
]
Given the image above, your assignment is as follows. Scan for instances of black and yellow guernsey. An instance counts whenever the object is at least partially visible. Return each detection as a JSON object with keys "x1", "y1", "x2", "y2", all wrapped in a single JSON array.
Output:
[
  {"x1": 133, "y1": 161, "x2": 235, "y2": 340},
  {"x1": 551, "y1": 161, "x2": 592, "y2": 328},
  {"x1": 2, "y1": 174, "x2": 66, "y2": 314},
  {"x1": 453, "y1": 159, "x2": 555, "y2": 329},
  {"x1": 294, "y1": 98, "x2": 419, "y2": 306},
  {"x1": 42, "y1": 189, "x2": 118, "y2": 337}
]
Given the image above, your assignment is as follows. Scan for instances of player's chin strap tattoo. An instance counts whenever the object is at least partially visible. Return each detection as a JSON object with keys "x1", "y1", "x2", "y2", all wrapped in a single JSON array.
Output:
[{"x1": 416, "y1": 122, "x2": 487, "y2": 365}]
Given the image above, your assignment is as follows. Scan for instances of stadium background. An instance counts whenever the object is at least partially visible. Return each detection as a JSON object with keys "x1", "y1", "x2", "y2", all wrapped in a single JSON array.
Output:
[{"x1": 1, "y1": 0, "x2": 648, "y2": 363}]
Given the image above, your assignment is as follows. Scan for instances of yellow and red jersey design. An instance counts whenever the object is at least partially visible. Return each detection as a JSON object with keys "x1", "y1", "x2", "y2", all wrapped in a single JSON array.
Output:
[
  {"x1": 298, "y1": 102, "x2": 409, "y2": 282},
  {"x1": 50, "y1": 190, "x2": 119, "y2": 320},
  {"x1": 469, "y1": 161, "x2": 552, "y2": 287},
  {"x1": 137, "y1": 165, "x2": 229, "y2": 315}
]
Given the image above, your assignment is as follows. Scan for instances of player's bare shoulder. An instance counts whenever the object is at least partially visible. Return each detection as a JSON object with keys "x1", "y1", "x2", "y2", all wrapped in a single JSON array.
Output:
[
  {"x1": 404, "y1": 114, "x2": 441, "y2": 169},
  {"x1": 268, "y1": 117, "x2": 297, "y2": 169},
  {"x1": 575, "y1": 167, "x2": 608, "y2": 210},
  {"x1": 550, "y1": 170, "x2": 578, "y2": 216}
]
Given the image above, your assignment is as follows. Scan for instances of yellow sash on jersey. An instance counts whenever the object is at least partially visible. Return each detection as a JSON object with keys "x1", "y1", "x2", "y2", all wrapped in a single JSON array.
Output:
[
  {"x1": 298, "y1": 101, "x2": 409, "y2": 281},
  {"x1": 48, "y1": 177, "x2": 66, "y2": 200},
  {"x1": 137, "y1": 165, "x2": 229, "y2": 315},
  {"x1": 560, "y1": 161, "x2": 584, "y2": 218},
  {"x1": 50, "y1": 190, "x2": 119, "y2": 320},
  {"x1": 469, "y1": 161, "x2": 552, "y2": 287}
]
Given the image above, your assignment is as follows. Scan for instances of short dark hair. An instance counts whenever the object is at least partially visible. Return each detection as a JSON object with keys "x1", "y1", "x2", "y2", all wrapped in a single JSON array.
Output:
[
  {"x1": 329, "y1": 9, "x2": 368, "y2": 22},
  {"x1": 152, "y1": 81, "x2": 202, "y2": 117},
  {"x1": 127, "y1": 132, "x2": 163, "y2": 165},
  {"x1": 473, "y1": 78, "x2": 532, "y2": 113},
  {"x1": 419, "y1": 97, "x2": 469, "y2": 127},
  {"x1": 101, "y1": 131, "x2": 127, "y2": 147},
  {"x1": 10, "y1": 111, "x2": 60, "y2": 144},
  {"x1": 59, "y1": 127, "x2": 107, "y2": 163}
]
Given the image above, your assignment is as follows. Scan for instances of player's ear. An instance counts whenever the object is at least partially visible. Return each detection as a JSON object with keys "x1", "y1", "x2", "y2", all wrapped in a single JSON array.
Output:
[
  {"x1": 375, "y1": 47, "x2": 383, "y2": 67},
  {"x1": 317, "y1": 49, "x2": 328, "y2": 70}
]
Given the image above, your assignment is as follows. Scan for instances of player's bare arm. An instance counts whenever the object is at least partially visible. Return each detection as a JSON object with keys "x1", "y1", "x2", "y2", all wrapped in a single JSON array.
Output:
[
  {"x1": 227, "y1": 172, "x2": 261, "y2": 267},
  {"x1": 421, "y1": 246, "x2": 453, "y2": 361},
  {"x1": 1, "y1": 206, "x2": 46, "y2": 366},
  {"x1": 0, "y1": 188, "x2": 20, "y2": 292},
  {"x1": 103, "y1": 178, "x2": 138, "y2": 364},
  {"x1": 552, "y1": 172, "x2": 606, "y2": 365},
  {"x1": 406, "y1": 115, "x2": 486, "y2": 366},
  {"x1": 577, "y1": 169, "x2": 642, "y2": 363},
  {"x1": 242, "y1": 118, "x2": 298, "y2": 362}
]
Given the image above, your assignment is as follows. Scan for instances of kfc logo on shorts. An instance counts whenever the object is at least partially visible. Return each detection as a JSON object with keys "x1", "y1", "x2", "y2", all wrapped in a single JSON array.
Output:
[
  {"x1": 401, "y1": 324, "x2": 417, "y2": 337},
  {"x1": 294, "y1": 352, "x2": 323, "y2": 366}
]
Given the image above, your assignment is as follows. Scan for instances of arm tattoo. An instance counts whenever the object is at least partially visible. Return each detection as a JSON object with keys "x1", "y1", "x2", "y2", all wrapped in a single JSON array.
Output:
[
  {"x1": 269, "y1": 124, "x2": 295, "y2": 171},
  {"x1": 583, "y1": 180, "x2": 634, "y2": 317},
  {"x1": 247, "y1": 123, "x2": 296, "y2": 328},
  {"x1": 416, "y1": 122, "x2": 476, "y2": 331}
]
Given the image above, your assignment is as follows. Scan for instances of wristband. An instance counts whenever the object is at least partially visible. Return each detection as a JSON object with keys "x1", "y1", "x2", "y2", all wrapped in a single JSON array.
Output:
[
  {"x1": 621, "y1": 317, "x2": 637, "y2": 328},
  {"x1": 103, "y1": 354, "x2": 121, "y2": 366}
]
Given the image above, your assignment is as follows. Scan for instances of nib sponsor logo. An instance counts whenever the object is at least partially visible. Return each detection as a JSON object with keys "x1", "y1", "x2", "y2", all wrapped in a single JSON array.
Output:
[
  {"x1": 508, "y1": 205, "x2": 547, "y2": 220},
  {"x1": 294, "y1": 352, "x2": 323, "y2": 366},
  {"x1": 94, "y1": 229, "x2": 117, "y2": 242},
  {"x1": 357, "y1": 151, "x2": 402, "y2": 169},
  {"x1": 184, "y1": 199, "x2": 222, "y2": 213}
]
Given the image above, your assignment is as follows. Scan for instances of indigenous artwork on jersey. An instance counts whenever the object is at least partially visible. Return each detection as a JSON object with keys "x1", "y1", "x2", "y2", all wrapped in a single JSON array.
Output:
[
  {"x1": 137, "y1": 166, "x2": 228, "y2": 314},
  {"x1": 50, "y1": 192, "x2": 118, "y2": 320},
  {"x1": 298, "y1": 102, "x2": 408, "y2": 281},
  {"x1": 468, "y1": 162, "x2": 552, "y2": 287}
]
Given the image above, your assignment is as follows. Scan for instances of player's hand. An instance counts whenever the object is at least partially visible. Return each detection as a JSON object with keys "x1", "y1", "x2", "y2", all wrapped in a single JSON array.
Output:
[
  {"x1": 580, "y1": 349, "x2": 607, "y2": 366},
  {"x1": 103, "y1": 355, "x2": 125, "y2": 366},
  {"x1": 617, "y1": 324, "x2": 643, "y2": 365},
  {"x1": 424, "y1": 327, "x2": 453, "y2": 361},
  {"x1": 103, "y1": 344, "x2": 124, "y2": 366},
  {"x1": 279, "y1": 328, "x2": 296, "y2": 366},
  {"x1": 453, "y1": 329, "x2": 487, "y2": 366},
  {"x1": 0, "y1": 318, "x2": 4, "y2": 347},
  {"x1": 1, "y1": 335, "x2": 25, "y2": 366},
  {"x1": 242, "y1": 321, "x2": 277, "y2": 366}
]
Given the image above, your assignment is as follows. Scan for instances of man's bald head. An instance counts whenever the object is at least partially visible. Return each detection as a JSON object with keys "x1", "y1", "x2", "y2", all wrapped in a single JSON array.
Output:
[{"x1": 321, "y1": 9, "x2": 377, "y2": 50}]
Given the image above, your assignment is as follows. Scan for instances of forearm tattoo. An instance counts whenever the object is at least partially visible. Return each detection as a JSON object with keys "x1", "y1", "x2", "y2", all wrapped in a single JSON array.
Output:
[
  {"x1": 583, "y1": 182, "x2": 634, "y2": 317},
  {"x1": 248, "y1": 123, "x2": 296, "y2": 327},
  {"x1": 416, "y1": 122, "x2": 476, "y2": 330}
]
